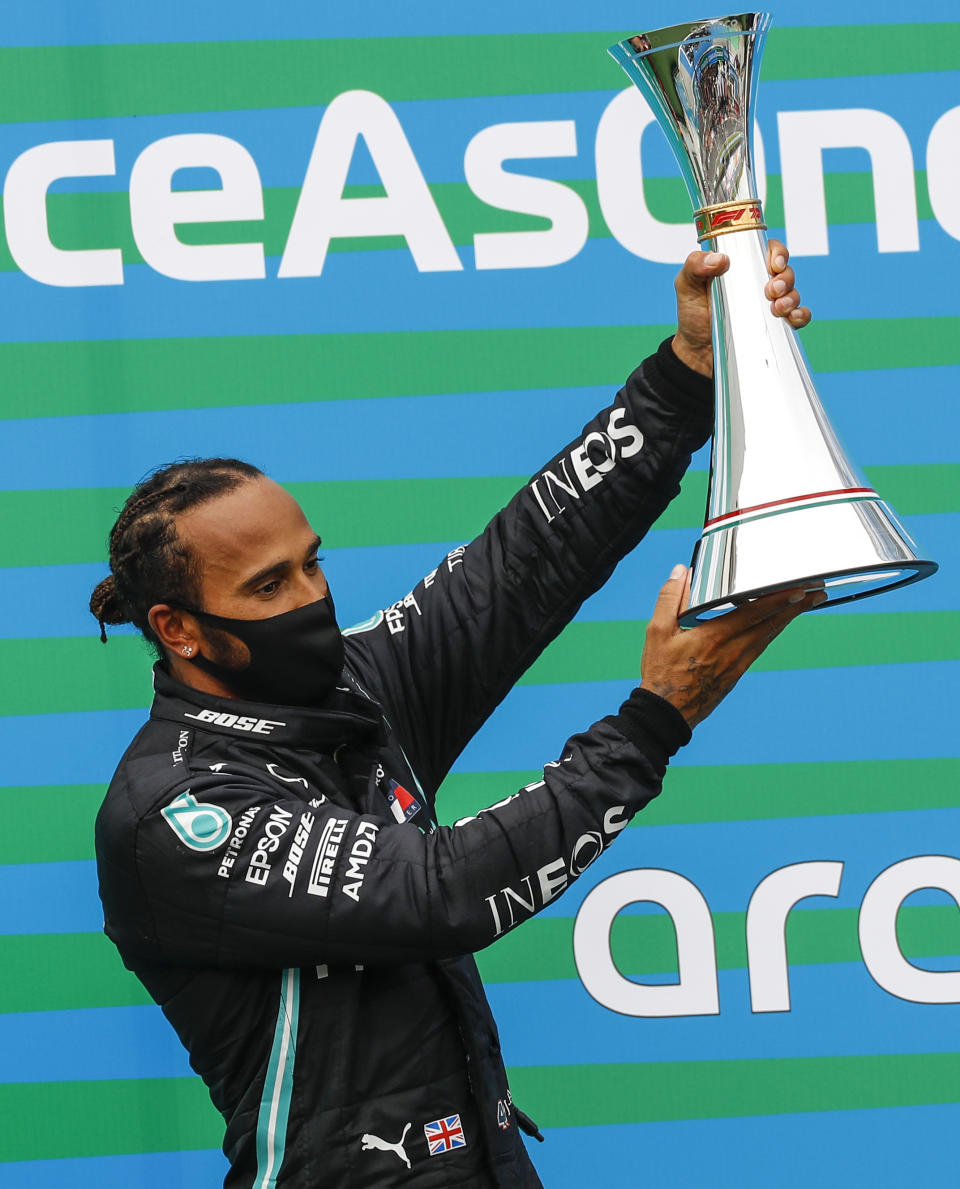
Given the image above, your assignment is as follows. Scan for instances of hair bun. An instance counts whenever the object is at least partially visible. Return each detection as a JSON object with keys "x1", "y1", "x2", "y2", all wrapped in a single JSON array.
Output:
[{"x1": 89, "y1": 575, "x2": 129, "y2": 641}]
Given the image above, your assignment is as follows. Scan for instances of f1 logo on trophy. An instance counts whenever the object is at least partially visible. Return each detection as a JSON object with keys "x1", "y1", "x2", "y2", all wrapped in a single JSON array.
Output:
[{"x1": 609, "y1": 14, "x2": 937, "y2": 625}]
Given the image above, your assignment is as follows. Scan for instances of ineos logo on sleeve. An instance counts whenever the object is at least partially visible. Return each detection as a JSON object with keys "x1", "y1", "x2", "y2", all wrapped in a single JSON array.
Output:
[
  {"x1": 161, "y1": 790, "x2": 233, "y2": 852},
  {"x1": 484, "y1": 806, "x2": 629, "y2": 935},
  {"x1": 528, "y1": 408, "x2": 644, "y2": 524},
  {"x1": 183, "y1": 708, "x2": 286, "y2": 734}
]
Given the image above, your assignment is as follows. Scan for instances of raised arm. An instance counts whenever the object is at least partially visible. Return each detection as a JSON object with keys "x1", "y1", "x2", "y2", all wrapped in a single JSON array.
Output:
[{"x1": 345, "y1": 243, "x2": 808, "y2": 792}]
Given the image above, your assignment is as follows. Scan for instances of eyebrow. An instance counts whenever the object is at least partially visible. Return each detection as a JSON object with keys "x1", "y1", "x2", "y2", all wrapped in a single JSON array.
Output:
[{"x1": 239, "y1": 534, "x2": 323, "y2": 593}]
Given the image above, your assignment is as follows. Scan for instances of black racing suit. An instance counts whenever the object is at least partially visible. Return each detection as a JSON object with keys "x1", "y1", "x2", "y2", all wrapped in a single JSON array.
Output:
[{"x1": 96, "y1": 339, "x2": 713, "y2": 1187}]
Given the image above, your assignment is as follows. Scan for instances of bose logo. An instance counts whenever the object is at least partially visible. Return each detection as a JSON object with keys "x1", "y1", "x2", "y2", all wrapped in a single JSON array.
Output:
[{"x1": 184, "y1": 709, "x2": 286, "y2": 735}]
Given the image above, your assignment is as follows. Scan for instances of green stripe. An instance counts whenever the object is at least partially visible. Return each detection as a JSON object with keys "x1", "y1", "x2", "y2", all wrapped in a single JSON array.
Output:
[
  {"x1": 1, "y1": 462, "x2": 955, "y2": 570},
  {"x1": 1, "y1": 1049, "x2": 956, "y2": 1162},
  {"x1": 441, "y1": 758, "x2": 960, "y2": 829},
  {"x1": 863, "y1": 463, "x2": 959, "y2": 516},
  {"x1": 3, "y1": 609, "x2": 955, "y2": 718},
  {"x1": 0, "y1": 27, "x2": 956, "y2": 124},
  {"x1": 0, "y1": 933, "x2": 152, "y2": 1014},
  {"x1": 1, "y1": 1049, "x2": 958, "y2": 1161},
  {"x1": 0, "y1": 475, "x2": 527, "y2": 568},
  {"x1": 508, "y1": 1051, "x2": 960, "y2": 1127},
  {"x1": 0, "y1": 634, "x2": 157, "y2": 716},
  {"x1": 0, "y1": 783, "x2": 104, "y2": 863},
  {"x1": 0, "y1": 471, "x2": 679, "y2": 570},
  {"x1": 0, "y1": 1076, "x2": 221, "y2": 1162},
  {"x1": 0, "y1": 170, "x2": 935, "y2": 277},
  {"x1": 476, "y1": 902, "x2": 960, "y2": 985},
  {"x1": 1, "y1": 316, "x2": 957, "y2": 423},
  {"x1": 0, "y1": 324, "x2": 668, "y2": 421},
  {"x1": 0, "y1": 316, "x2": 956, "y2": 424},
  {"x1": 762, "y1": 24, "x2": 960, "y2": 79},
  {"x1": 3, "y1": 756, "x2": 955, "y2": 871},
  {"x1": 0, "y1": 179, "x2": 565, "y2": 273},
  {"x1": 518, "y1": 610, "x2": 960, "y2": 687},
  {"x1": 4, "y1": 900, "x2": 957, "y2": 1013},
  {"x1": 652, "y1": 756, "x2": 960, "y2": 827}
]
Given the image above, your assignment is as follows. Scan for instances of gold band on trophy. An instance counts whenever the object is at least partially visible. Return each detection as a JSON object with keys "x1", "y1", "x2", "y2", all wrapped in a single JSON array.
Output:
[{"x1": 694, "y1": 198, "x2": 766, "y2": 242}]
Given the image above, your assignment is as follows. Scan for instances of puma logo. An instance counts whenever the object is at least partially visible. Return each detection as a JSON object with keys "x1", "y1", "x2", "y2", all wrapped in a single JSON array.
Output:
[{"x1": 360, "y1": 1122, "x2": 411, "y2": 1168}]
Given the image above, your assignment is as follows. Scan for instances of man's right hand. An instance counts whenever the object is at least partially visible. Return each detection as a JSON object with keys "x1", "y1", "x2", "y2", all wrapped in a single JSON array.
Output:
[
  {"x1": 639, "y1": 564, "x2": 826, "y2": 728},
  {"x1": 672, "y1": 238, "x2": 811, "y2": 378}
]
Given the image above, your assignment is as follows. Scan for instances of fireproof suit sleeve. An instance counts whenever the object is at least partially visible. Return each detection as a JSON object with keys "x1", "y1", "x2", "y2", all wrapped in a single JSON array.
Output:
[
  {"x1": 343, "y1": 339, "x2": 713, "y2": 794},
  {"x1": 101, "y1": 690, "x2": 690, "y2": 969}
]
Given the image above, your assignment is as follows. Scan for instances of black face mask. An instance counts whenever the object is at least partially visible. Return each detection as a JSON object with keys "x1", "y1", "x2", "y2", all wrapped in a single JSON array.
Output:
[{"x1": 180, "y1": 595, "x2": 345, "y2": 707}]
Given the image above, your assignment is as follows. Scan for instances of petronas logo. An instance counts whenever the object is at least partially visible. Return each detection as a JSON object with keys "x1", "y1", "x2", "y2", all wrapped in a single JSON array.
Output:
[{"x1": 161, "y1": 790, "x2": 232, "y2": 852}]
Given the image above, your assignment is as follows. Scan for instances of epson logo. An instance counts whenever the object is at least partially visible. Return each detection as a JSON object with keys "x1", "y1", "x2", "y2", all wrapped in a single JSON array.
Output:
[
  {"x1": 183, "y1": 708, "x2": 286, "y2": 735},
  {"x1": 245, "y1": 805, "x2": 294, "y2": 886}
]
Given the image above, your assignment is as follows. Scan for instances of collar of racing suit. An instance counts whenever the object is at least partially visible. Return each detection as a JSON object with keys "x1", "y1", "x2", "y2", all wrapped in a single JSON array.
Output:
[{"x1": 149, "y1": 662, "x2": 386, "y2": 751}]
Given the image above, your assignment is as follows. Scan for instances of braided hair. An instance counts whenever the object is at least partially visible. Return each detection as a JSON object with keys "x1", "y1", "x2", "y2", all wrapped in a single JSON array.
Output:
[{"x1": 89, "y1": 458, "x2": 263, "y2": 652}]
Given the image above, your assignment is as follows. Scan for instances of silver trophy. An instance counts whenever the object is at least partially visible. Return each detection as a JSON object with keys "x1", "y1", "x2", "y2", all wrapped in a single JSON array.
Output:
[{"x1": 609, "y1": 14, "x2": 937, "y2": 625}]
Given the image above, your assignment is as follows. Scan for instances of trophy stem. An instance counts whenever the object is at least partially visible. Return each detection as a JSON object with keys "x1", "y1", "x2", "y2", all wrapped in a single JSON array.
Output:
[{"x1": 684, "y1": 224, "x2": 935, "y2": 623}]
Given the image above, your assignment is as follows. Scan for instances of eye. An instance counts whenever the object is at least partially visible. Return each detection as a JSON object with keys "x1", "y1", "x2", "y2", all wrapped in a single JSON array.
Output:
[
  {"x1": 304, "y1": 554, "x2": 325, "y2": 573},
  {"x1": 256, "y1": 578, "x2": 282, "y2": 597}
]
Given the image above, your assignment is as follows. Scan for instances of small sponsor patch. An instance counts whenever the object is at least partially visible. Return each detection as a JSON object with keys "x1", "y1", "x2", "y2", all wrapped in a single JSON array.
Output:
[
  {"x1": 171, "y1": 729, "x2": 190, "y2": 765},
  {"x1": 424, "y1": 1114, "x2": 466, "y2": 1156},
  {"x1": 385, "y1": 780, "x2": 421, "y2": 824}
]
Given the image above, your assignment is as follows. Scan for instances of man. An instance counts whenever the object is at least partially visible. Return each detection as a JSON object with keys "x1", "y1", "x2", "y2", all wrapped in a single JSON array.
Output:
[{"x1": 92, "y1": 244, "x2": 814, "y2": 1188}]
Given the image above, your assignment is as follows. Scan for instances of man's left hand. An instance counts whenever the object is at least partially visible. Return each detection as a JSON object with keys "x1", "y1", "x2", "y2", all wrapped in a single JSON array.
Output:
[{"x1": 672, "y1": 238, "x2": 812, "y2": 377}]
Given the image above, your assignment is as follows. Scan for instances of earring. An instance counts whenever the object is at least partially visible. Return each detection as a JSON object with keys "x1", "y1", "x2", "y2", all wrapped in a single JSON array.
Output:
[{"x1": 182, "y1": 646, "x2": 193, "y2": 657}]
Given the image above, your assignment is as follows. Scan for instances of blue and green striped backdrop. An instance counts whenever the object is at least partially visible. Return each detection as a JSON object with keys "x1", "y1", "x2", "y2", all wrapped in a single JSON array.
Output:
[{"x1": 2, "y1": 2, "x2": 958, "y2": 1184}]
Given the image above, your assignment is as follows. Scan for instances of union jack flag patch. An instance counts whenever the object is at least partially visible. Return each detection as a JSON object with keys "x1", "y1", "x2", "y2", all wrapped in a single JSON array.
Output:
[{"x1": 424, "y1": 1114, "x2": 466, "y2": 1155}]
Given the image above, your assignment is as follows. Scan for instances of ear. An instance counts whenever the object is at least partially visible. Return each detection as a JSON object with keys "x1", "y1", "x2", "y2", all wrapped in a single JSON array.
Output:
[{"x1": 148, "y1": 603, "x2": 202, "y2": 660}]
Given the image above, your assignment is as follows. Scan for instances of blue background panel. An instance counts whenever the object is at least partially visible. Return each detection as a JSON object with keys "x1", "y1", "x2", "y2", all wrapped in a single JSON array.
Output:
[{"x1": 1, "y1": 4, "x2": 958, "y2": 1185}]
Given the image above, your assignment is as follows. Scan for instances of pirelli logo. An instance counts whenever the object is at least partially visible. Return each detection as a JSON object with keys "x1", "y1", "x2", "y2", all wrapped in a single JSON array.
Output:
[{"x1": 307, "y1": 817, "x2": 348, "y2": 897}]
